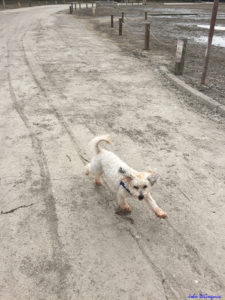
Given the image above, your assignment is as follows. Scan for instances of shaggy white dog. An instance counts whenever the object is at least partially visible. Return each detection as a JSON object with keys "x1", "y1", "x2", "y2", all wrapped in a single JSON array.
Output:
[{"x1": 85, "y1": 135, "x2": 167, "y2": 218}]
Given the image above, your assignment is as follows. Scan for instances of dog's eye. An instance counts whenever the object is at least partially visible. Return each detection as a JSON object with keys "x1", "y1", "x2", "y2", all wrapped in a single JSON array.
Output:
[
  {"x1": 134, "y1": 186, "x2": 139, "y2": 190},
  {"x1": 143, "y1": 185, "x2": 147, "y2": 189}
]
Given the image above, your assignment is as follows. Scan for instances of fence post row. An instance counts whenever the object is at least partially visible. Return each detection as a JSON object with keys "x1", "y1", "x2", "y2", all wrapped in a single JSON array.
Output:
[
  {"x1": 144, "y1": 23, "x2": 150, "y2": 50},
  {"x1": 111, "y1": 15, "x2": 114, "y2": 28},
  {"x1": 175, "y1": 38, "x2": 187, "y2": 75},
  {"x1": 145, "y1": 11, "x2": 147, "y2": 20},
  {"x1": 119, "y1": 18, "x2": 122, "y2": 36}
]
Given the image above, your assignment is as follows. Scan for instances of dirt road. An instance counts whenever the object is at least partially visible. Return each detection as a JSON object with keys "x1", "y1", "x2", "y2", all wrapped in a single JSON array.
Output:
[{"x1": 0, "y1": 5, "x2": 225, "y2": 300}]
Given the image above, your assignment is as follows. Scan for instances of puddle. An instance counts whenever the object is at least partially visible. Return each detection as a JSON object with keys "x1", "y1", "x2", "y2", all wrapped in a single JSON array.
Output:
[
  {"x1": 198, "y1": 25, "x2": 225, "y2": 31},
  {"x1": 194, "y1": 36, "x2": 225, "y2": 48}
]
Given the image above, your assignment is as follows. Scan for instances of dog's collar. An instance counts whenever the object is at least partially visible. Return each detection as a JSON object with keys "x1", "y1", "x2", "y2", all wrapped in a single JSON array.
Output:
[{"x1": 120, "y1": 181, "x2": 131, "y2": 195}]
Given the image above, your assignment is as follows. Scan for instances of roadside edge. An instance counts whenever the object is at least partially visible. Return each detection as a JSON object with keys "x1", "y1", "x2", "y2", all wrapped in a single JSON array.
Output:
[{"x1": 159, "y1": 65, "x2": 225, "y2": 118}]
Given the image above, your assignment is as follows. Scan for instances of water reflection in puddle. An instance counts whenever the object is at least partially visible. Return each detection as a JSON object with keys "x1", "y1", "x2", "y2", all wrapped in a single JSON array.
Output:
[
  {"x1": 197, "y1": 25, "x2": 225, "y2": 31},
  {"x1": 194, "y1": 36, "x2": 225, "y2": 47}
]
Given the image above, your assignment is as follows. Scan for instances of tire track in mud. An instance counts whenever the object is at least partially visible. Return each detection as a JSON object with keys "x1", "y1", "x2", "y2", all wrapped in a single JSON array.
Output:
[
  {"x1": 128, "y1": 228, "x2": 184, "y2": 300},
  {"x1": 21, "y1": 32, "x2": 89, "y2": 165},
  {"x1": 165, "y1": 219, "x2": 225, "y2": 290},
  {"x1": 127, "y1": 213, "x2": 225, "y2": 299},
  {"x1": 7, "y1": 39, "x2": 70, "y2": 299}
]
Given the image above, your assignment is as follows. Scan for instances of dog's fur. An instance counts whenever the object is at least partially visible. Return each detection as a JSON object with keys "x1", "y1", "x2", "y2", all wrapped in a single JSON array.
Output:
[{"x1": 85, "y1": 135, "x2": 167, "y2": 218}]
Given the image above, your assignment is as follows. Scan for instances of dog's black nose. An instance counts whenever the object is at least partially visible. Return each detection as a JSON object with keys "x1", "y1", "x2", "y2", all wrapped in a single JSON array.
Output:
[{"x1": 138, "y1": 195, "x2": 144, "y2": 200}]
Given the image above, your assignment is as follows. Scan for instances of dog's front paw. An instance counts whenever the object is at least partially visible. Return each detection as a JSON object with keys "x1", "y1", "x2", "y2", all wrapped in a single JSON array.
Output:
[
  {"x1": 95, "y1": 180, "x2": 102, "y2": 186},
  {"x1": 155, "y1": 208, "x2": 167, "y2": 219},
  {"x1": 120, "y1": 203, "x2": 131, "y2": 212},
  {"x1": 115, "y1": 203, "x2": 132, "y2": 215}
]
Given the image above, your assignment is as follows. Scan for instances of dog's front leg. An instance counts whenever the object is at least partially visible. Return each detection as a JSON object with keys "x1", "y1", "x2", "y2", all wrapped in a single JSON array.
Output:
[
  {"x1": 145, "y1": 194, "x2": 167, "y2": 218},
  {"x1": 117, "y1": 191, "x2": 131, "y2": 212}
]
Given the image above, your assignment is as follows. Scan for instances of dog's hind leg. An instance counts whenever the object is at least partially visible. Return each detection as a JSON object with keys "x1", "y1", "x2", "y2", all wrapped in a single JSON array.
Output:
[
  {"x1": 95, "y1": 172, "x2": 103, "y2": 186},
  {"x1": 86, "y1": 158, "x2": 103, "y2": 186},
  {"x1": 85, "y1": 163, "x2": 90, "y2": 176}
]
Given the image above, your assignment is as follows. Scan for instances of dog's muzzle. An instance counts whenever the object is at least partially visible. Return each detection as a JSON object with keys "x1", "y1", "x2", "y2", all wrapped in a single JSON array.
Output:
[{"x1": 138, "y1": 194, "x2": 144, "y2": 201}]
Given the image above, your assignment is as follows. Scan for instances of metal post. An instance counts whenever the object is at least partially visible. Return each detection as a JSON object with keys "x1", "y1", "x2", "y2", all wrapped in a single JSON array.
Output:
[
  {"x1": 79, "y1": 2, "x2": 81, "y2": 8},
  {"x1": 145, "y1": 11, "x2": 147, "y2": 20},
  {"x1": 201, "y1": 0, "x2": 219, "y2": 85},
  {"x1": 92, "y1": 1, "x2": 93, "y2": 7},
  {"x1": 74, "y1": 2, "x2": 76, "y2": 9},
  {"x1": 2, "y1": 0, "x2": 5, "y2": 8},
  {"x1": 175, "y1": 38, "x2": 187, "y2": 75},
  {"x1": 144, "y1": 23, "x2": 150, "y2": 50},
  {"x1": 119, "y1": 18, "x2": 122, "y2": 35},
  {"x1": 122, "y1": 12, "x2": 124, "y2": 23},
  {"x1": 86, "y1": 2, "x2": 88, "y2": 8},
  {"x1": 111, "y1": 15, "x2": 114, "y2": 28}
]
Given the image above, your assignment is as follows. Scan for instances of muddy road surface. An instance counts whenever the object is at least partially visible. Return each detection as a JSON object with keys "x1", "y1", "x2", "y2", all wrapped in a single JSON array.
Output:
[{"x1": 0, "y1": 5, "x2": 225, "y2": 300}]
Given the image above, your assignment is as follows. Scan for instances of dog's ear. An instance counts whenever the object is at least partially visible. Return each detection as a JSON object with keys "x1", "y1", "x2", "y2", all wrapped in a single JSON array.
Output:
[
  {"x1": 119, "y1": 167, "x2": 133, "y2": 180},
  {"x1": 147, "y1": 171, "x2": 159, "y2": 186}
]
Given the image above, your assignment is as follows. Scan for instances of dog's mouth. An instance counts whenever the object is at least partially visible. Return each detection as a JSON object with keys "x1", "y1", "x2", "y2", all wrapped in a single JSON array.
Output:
[{"x1": 138, "y1": 195, "x2": 144, "y2": 201}]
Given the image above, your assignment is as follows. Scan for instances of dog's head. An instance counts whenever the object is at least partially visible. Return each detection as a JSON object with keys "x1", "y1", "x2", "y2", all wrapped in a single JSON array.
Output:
[{"x1": 119, "y1": 167, "x2": 159, "y2": 200}]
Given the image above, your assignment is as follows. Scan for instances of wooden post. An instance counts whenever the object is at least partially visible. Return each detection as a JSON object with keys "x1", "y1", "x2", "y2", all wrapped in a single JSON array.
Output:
[
  {"x1": 111, "y1": 15, "x2": 114, "y2": 28},
  {"x1": 119, "y1": 18, "x2": 122, "y2": 35},
  {"x1": 92, "y1": 6, "x2": 96, "y2": 16},
  {"x1": 79, "y1": 2, "x2": 81, "y2": 8},
  {"x1": 175, "y1": 38, "x2": 187, "y2": 75},
  {"x1": 122, "y1": 12, "x2": 124, "y2": 23},
  {"x1": 145, "y1": 11, "x2": 147, "y2": 20},
  {"x1": 86, "y1": 2, "x2": 88, "y2": 8},
  {"x1": 201, "y1": 0, "x2": 219, "y2": 84},
  {"x1": 144, "y1": 23, "x2": 150, "y2": 50},
  {"x1": 69, "y1": 4, "x2": 72, "y2": 13},
  {"x1": 74, "y1": 2, "x2": 76, "y2": 9},
  {"x1": 92, "y1": 1, "x2": 93, "y2": 7}
]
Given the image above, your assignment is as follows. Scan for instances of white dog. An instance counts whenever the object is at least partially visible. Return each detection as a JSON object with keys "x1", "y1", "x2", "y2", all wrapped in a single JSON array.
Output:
[{"x1": 85, "y1": 135, "x2": 167, "y2": 218}]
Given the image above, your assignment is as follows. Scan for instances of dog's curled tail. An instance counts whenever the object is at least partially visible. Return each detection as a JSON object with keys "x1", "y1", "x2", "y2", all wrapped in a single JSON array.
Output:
[{"x1": 90, "y1": 135, "x2": 111, "y2": 154}]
